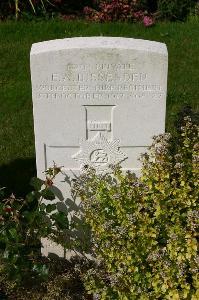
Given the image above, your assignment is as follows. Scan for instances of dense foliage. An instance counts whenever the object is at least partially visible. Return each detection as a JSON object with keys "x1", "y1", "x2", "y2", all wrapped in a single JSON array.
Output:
[
  {"x1": 157, "y1": 0, "x2": 198, "y2": 21},
  {"x1": 72, "y1": 116, "x2": 199, "y2": 299},
  {"x1": 84, "y1": 0, "x2": 197, "y2": 22},
  {"x1": 0, "y1": 166, "x2": 69, "y2": 283},
  {"x1": 0, "y1": 113, "x2": 198, "y2": 299},
  {"x1": 83, "y1": 0, "x2": 154, "y2": 25},
  {"x1": 0, "y1": 0, "x2": 198, "y2": 21}
]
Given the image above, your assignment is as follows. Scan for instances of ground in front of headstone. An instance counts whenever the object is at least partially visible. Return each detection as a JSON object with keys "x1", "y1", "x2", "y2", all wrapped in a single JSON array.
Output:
[{"x1": 0, "y1": 256, "x2": 95, "y2": 299}]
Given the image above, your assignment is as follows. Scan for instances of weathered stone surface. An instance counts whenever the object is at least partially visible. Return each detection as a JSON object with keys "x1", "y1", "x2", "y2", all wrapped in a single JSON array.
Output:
[{"x1": 30, "y1": 37, "x2": 168, "y2": 256}]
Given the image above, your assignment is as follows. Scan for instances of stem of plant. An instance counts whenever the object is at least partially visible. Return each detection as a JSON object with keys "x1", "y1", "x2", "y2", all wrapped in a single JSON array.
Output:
[{"x1": 15, "y1": 0, "x2": 19, "y2": 20}]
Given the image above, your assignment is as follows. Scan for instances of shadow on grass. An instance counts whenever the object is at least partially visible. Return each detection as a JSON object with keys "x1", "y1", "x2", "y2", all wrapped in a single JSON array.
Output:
[{"x1": 0, "y1": 157, "x2": 36, "y2": 197}]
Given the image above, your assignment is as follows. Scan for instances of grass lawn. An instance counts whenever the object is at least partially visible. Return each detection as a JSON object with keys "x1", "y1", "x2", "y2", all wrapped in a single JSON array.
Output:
[{"x1": 0, "y1": 19, "x2": 198, "y2": 196}]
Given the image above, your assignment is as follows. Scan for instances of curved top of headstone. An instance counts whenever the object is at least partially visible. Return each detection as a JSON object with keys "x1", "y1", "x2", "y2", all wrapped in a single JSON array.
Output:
[{"x1": 31, "y1": 37, "x2": 167, "y2": 56}]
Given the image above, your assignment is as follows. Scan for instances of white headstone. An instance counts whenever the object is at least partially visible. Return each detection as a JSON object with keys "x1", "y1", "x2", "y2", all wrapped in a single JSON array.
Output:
[{"x1": 30, "y1": 37, "x2": 168, "y2": 255}]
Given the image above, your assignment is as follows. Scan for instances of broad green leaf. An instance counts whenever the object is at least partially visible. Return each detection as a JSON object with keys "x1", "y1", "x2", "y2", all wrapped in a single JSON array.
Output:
[
  {"x1": 41, "y1": 188, "x2": 55, "y2": 200},
  {"x1": 52, "y1": 211, "x2": 69, "y2": 230},
  {"x1": 26, "y1": 191, "x2": 40, "y2": 203},
  {"x1": 46, "y1": 204, "x2": 57, "y2": 213},
  {"x1": 30, "y1": 177, "x2": 44, "y2": 191}
]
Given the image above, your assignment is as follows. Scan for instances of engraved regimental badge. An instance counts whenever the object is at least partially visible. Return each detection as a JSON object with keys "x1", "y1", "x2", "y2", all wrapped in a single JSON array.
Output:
[{"x1": 72, "y1": 132, "x2": 127, "y2": 173}]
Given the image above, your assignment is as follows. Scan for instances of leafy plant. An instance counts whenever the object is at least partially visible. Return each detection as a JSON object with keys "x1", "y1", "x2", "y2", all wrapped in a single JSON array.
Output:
[
  {"x1": 157, "y1": 0, "x2": 197, "y2": 21},
  {"x1": 14, "y1": 0, "x2": 53, "y2": 19},
  {"x1": 72, "y1": 116, "x2": 199, "y2": 299},
  {"x1": 0, "y1": 165, "x2": 69, "y2": 283},
  {"x1": 83, "y1": 0, "x2": 154, "y2": 25},
  {"x1": 0, "y1": 0, "x2": 94, "y2": 20},
  {"x1": 83, "y1": 0, "x2": 198, "y2": 22}
]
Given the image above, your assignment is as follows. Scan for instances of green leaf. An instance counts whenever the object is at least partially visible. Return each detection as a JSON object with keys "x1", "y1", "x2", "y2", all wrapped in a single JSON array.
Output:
[
  {"x1": 30, "y1": 177, "x2": 44, "y2": 191},
  {"x1": 22, "y1": 210, "x2": 36, "y2": 222},
  {"x1": 39, "y1": 203, "x2": 47, "y2": 211},
  {"x1": 12, "y1": 201, "x2": 23, "y2": 210},
  {"x1": 33, "y1": 263, "x2": 49, "y2": 279},
  {"x1": 26, "y1": 191, "x2": 41, "y2": 203},
  {"x1": 41, "y1": 188, "x2": 55, "y2": 200},
  {"x1": 52, "y1": 212, "x2": 69, "y2": 230},
  {"x1": 46, "y1": 204, "x2": 56, "y2": 213},
  {"x1": 8, "y1": 228, "x2": 18, "y2": 240}
]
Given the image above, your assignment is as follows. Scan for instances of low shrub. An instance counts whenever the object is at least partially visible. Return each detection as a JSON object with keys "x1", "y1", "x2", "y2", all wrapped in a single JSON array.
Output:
[
  {"x1": 0, "y1": 165, "x2": 69, "y2": 283},
  {"x1": 0, "y1": 0, "x2": 94, "y2": 20},
  {"x1": 157, "y1": 0, "x2": 198, "y2": 21},
  {"x1": 83, "y1": 0, "x2": 198, "y2": 23},
  {"x1": 0, "y1": 114, "x2": 198, "y2": 299},
  {"x1": 83, "y1": 0, "x2": 154, "y2": 25},
  {"x1": 73, "y1": 116, "x2": 199, "y2": 299},
  {"x1": 0, "y1": 0, "x2": 197, "y2": 21}
]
